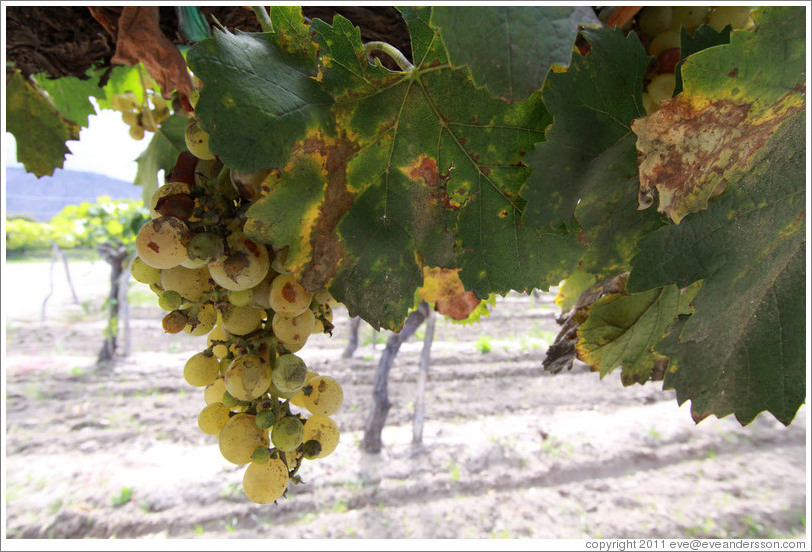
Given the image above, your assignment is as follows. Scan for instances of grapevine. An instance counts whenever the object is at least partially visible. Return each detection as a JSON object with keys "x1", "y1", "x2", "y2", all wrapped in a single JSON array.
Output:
[{"x1": 129, "y1": 118, "x2": 345, "y2": 503}]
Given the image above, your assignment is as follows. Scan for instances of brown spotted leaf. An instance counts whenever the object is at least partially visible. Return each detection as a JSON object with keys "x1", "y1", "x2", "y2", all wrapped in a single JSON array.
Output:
[
  {"x1": 633, "y1": 6, "x2": 805, "y2": 223},
  {"x1": 418, "y1": 267, "x2": 480, "y2": 321}
]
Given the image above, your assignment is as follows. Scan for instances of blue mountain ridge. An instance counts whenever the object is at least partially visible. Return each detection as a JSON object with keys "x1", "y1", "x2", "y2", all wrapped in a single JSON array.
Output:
[{"x1": 3, "y1": 167, "x2": 143, "y2": 221}]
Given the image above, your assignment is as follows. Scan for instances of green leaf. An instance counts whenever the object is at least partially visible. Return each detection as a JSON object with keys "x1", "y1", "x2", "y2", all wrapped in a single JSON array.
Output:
[
  {"x1": 33, "y1": 68, "x2": 106, "y2": 127},
  {"x1": 576, "y1": 283, "x2": 699, "y2": 386},
  {"x1": 134, "y1": 114, "x2": 188, "y2": 202},
  {"x1": 186, "y1": 26, "x2": 334, "y2": 173},
  {"x1": 96, "y1": 65, "x2": 147, "y2": 110},
  {"x1": 431, "y1": 6, "x2": 599, "y2": 102},
  {"x1": 629, "y1": 110, "x2": 806, "y2": 425},
  {"x1": 633, "y1": 6, "x2": 806, "y2": 223},
  {"x1": 308, "y1": 14, "x2": 581, "y2": 329},
  {"x1": 522, "y1": 27, "x2": 649, "y2": 228},
  {"x1": 6, "y1": 70, "x2": 80, "y2": 177},
  {"x1": 674, "y1": 23, "x2": 731, "y2": 96},
  {"x1": 555, "y1": 271, "x2": 597, "y2": 312},
  {"x1": 520, "y1": 27, "x2": 663, "y2": 276}
]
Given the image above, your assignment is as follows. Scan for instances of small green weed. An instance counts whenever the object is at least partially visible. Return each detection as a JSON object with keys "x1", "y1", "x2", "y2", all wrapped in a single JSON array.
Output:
[
  {"x1": 111, "y1": 486, "x2": 133, "y2": 507},
  {"x1": 476, "y1": 336, "x2": 492, "y2": 354}
]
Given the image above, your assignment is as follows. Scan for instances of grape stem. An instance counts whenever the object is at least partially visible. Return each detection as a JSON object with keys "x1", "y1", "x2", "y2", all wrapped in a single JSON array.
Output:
[
  {"x1": 252, "y1": 6, "x2": 273, "y2": 33},
  {"x1": 363, "y1": 41, "x2": 414, "y2": 72}
]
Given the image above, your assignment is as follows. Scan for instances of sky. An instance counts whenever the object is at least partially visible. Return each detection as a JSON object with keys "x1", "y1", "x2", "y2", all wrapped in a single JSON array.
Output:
[{"x1": 4, "y1": 102, "x2": 147, "y2": 183}]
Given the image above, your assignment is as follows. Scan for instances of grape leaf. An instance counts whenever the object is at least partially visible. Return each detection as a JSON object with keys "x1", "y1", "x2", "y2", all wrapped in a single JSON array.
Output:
[
  {"x1": 186, "y1": 12, "x2": 334, "y2": 173},
  {"x1": 96, "y1": 65, "x2": 147, "y2": 109},
  {"x1": 576, "y1": 283, "x2": 700, "y2": 386},
  {"x1": 33, "y1": 68, "x2": 106, "y2": 127},
  {"x1": 674, "y1": 24, "x2": 731, "y2": 96},
  {"x1": 312, "y1": 13, "x2": 581, "y2": 329},
  {"x1": 520, "y1": 27, "x2": 664, "y2": 275},
  {"x1": 628, "y1": 110, "x2": 805, "y2": 426},
  {"x1": 134, "y1": 114, "x2": 188, "y2": 202},
  {"x1": 418, "y1": 267, "x2": 480, "y2": 321},
  {"x1": 431, "y1": 6, "x2": 600, "y2": 102},
  {"x1": 555, "y1": 271, "x2": 597, "y2": 312},
  {"x1": 6, "y1": 70, "x2": 80, "y2": 177},
  {"x1": 633, "y1": 6, "x2": 806, "y2": 223}
]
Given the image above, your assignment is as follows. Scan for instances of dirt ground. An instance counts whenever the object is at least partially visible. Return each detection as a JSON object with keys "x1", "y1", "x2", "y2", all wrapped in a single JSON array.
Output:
[{"x1": 2, "y1": 260, "x2": 809, "y2": 540}]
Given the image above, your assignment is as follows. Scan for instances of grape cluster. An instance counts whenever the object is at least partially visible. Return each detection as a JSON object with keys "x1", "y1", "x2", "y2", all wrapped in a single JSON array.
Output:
[
  {"x1": 110, "y1": 89, "x2": 171, "y2": 141},
  {"x1": 637, "y1": 6, "x2": 753, "y2": 113},
  {"x1": 130, "y1": 121, "x2": 344, "y2": 504}
]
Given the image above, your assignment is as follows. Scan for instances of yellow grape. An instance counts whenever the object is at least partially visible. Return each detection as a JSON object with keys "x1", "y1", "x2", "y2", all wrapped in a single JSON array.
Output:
[
  {"x1": 272, "y1": 353, "x2": 308, "y2": 394},
  {"x1": 111, "y1": 92, "x2": 138, "y2": 111},
  {"x1": 121, "y1": 110, "x2": 139, "y2": 127},
  {"x1": 129, "y1": 125, "x2": 145, "y2": 140},
  {"x1": 225, "y1": 354, "x2": 272, "y2": 401},
  {"x1": 313, "y1": 290, "x2": 340, "y2": 307},
  {"x1": 708, "y1": 7, "x2": 752, "y2": 32},
  {"x1": 228, "y1": 289, "x2": 254, "y2": 307},
  {"x1": 302, "y1": 415, "x2": 339, "y2": 459},
  {"x1": 269, "y1": 273, "x2": 312, "y2": 316},
  {"x1": 149, "y1": 181, "x2": 192, "y2": 219},
  {"x1": 160, "y1": 265, "x2": 212, "y2": 302},
  {"x1": 289, "y1": 370, "x2": 320, "y2": 408},
  {"x1": 647, "y1": 73, "x2": 677, "y2": 106},
  {"x1": 184, "y1": 351, "x2": 220, "y2": 387},
  {"x1": 208, "y1": 320, "x2": 230, "y2": 359},
  {"x1": 218, "y1": 413, "x2": 269, "y2": 465},
  {"x1": 648, "y1": 30, "x2": 681, "y2": 57},
  {"x1": 185, "y1": 118, "x2": 215, "y2": 160},
  {"x1": 669, "y1": 6, "x2": 710, "y2": 32},
  {"x1": 242, "y1": 458, "x2": 288, "y2": 504},
  {"x1": 302, "y1": 376, "x2": 344, "y2": 416},
  {"x1": 130, "y1": 256, "x2": 161, "y2": 285},
  {"x1": 222, "y1": 304, "x2": 264, "y2": 336},
  {"x1": 198, "y1": 402, "x2": 231, "y2": 435},
  {"x1": 135, "y1": 216, "x2": 190, "y2": 269},
  {"x1": 204, "y1": 377, "x2": 227, "y2": 405},
  {"x1": 638, "y1": 6, "x2": 672, "y2": 36},
  {"x1": 208, "y1": 233, "x2": 270, "y2": 292},
  {"x1": 272, "y1": 309, "x2": 315, "y2": 345},
  {"x1": 162, "y1": 310, "x2": 187, "y2": 334},
  {"x1": 184, "y1": 303, "x2": 218, "y2": 336}
]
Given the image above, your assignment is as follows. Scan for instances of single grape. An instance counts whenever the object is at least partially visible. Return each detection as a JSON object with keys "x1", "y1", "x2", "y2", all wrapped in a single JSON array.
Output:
[
  {"x1": 302, "y1": 415, "x2": 339, "y2": 459},
  {"x1": 708, "y1": 7, "x2": 751, "y2": 31},
  {"x1": 183, "y1": 303, "x2": 218, "y2": 336},
  {"x1": 272, "y1": 354, "x2": 308, "y2": 394},
  {"x1": 255, "y1": 409, "x2": 277, "y2": 430},
  {"x1": 268, "y1": 273, "x2": 312, "y2": 317},
  {"x1": 221, "y1": 304, "x2": 264, "y2": 336},
  {"x1": 670, "y1": 6, "x2": 710, "y2": 33},
  {"x1": 301, "y1": 376, "x2": 343, "y2": 416},
  {"x1": 647, "y1": 73, "x2": 677, "y2": 106},
  {"x1": 638, "y1": 6, "x2": 672, "y2": 36},
  {"x1": 301, "y1": 439, "x2": 323, "y2": 460},
  {"x1": 121, "y1": 110, "x2": 139, "y2": 127},
  {"x1": 313, "y1": 290, "x2": 341, "y2": 308},
  {"x1": 208, "y1": 233, "x2": 270, "y2": 292},
  {"x1": 158, "y1": 290, "x2": 183, "y2": 311},
  {"x1": 251, "y1": 446, "x2": 271, "y2": 464},
  {"x1": 162, "y1": 310, "x2": 188, "y2": 334},
  {"x1": 185, "y1": 118, "x2": 215, "y2": 160},
  {"x1": 225, "y1": 354, "x2": 272, "y2": 401},
  {"x1": 289, "y1": 370, "x2": 319, "y2": 408},
  {"x1": 130, "y1": 256, "x2": 161, "y2": 285},
  {"x1": 221, "y1": 390, "x2": 243, "y2": 409},
  {"x1": 135, "y1": 216, "x2": 190, "y2": 269},
  {"x1": 194, "y1": 158, "x2": 222, "y2": 189},
  {"x1": 204, "y1": 377, "x2": 227, "y2": 405},
  {"x1": 249, "y1": 271, "x2": 276, "y2": 310},
  {"x1": 270, "y1": 246, "x2": 290, "y2": 274},
  {"x1": 149, "y1": 181, "x2": 192, "y2": 219},
  {"x1": 271, "y1": 416, "x2": 304, "y2": 452},
  {"x1": 648, "y1": 30, "x2": 681, "y2": 57},
  {"x1": 186, "y1": 232, "x2": 225, "y2": 264},
  {"x1": 188, "y1": 89, "x2": 200, "y2": 110},
  {"x1": 272, "y1": 309, "x2": 315, "y2": 346},
  {"x1": 184, "y1": 351, "x2": 220, "y2": 387},
  {"x1": 160, "y1": 265, "x2": 212, "y2": 302},
  {"x1": 219, "y1": 355, "x2": 232, "y2": 376},
  {"x1": 242, "y1": 458, "x2": 288, "y2": 504},
  {"x1": 218, "y1": 413, "x2": 269, "y2": 465},
  {"x1": 198, "y1": 402, "x2": 231, "y2": 435},
  {"x1": 111, "y1": 92, "x2": 138, "y2": 111},
  {"x1": 228, "y1": 289, "x2": 254, "y2": 307},
  {"x1": 230, "y1": 168, "x2": 271, "y2": 202},
  {"x1": 129, "y1": 125, "x2": 145, "y2": 141},
  {"x1": 208, "y1": 321, "x2": 230, "y2": 359}
]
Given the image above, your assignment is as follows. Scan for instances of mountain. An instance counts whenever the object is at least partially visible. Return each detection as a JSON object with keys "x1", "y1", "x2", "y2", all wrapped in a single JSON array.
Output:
[{"x1": 3, "y1": 167, "x2": 143, "y2": 221}]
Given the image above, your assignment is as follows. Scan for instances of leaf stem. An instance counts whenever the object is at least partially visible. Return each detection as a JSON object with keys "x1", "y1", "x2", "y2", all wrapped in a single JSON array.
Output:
[
  {"x1": 364, "y1": 41, "x2": 414, "y2": 72},
  {"x1": 252, "y1": 6, "x2": 273, "y2": 33}
]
